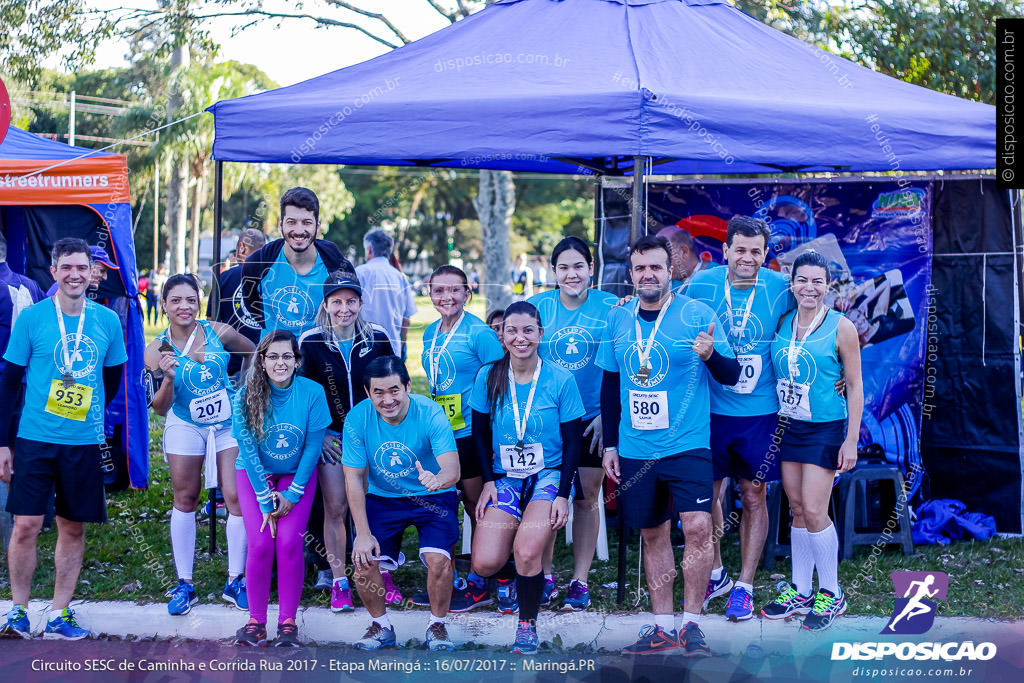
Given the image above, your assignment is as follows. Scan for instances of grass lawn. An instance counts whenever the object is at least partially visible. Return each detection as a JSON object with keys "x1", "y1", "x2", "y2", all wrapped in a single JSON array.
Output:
[{"x1": 2, "y1": 297, "x2": 1022, "y2": 621}]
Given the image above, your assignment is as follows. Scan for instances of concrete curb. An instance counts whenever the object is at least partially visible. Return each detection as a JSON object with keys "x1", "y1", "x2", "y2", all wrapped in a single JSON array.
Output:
[{"x1": 3, "y1": 599, "x2": 1017, "y2": 656}]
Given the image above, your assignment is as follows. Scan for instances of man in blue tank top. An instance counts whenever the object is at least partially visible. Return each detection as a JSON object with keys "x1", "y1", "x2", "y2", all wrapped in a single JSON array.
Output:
[{"x1": 683, "y1": 216, "x2": 794, "y2": 622}]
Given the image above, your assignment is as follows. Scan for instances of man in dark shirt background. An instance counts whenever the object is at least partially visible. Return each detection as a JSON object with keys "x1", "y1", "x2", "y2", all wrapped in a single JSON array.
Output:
[{"x1": 208, "y1": 228, "x2": 266, "y2": 377}]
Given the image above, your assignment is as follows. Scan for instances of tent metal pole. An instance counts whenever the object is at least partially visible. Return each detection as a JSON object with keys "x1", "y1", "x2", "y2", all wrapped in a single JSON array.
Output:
[
  {"x1": 208, "y1": 160, "x2": 224, "y2": 555},
  {"x1": 629, "y1": 155, "x2": 647, "y2": 244}
]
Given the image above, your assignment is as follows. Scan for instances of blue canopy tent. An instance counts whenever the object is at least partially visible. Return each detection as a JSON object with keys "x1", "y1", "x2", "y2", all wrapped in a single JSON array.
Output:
[
  {"x1": 208, "y1": 0, "x2": 1011, "y2": 584},
  {"x1": 0, "y1": 125, "x2": 149, "y2": 489}
]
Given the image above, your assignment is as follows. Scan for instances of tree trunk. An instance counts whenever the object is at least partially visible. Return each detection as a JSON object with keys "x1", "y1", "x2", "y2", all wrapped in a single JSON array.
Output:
[
  {"x1": 474, "y1": 169, "x2": 515, "y2": 315},
  {"x1": 166, "y1": 42, "x2": 190, "y2": 274}
]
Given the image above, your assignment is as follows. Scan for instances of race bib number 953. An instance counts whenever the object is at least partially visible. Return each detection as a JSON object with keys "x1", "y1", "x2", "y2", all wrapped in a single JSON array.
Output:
[{"x1": 45, "y1": 380, "x2": 92, "y2": 421}]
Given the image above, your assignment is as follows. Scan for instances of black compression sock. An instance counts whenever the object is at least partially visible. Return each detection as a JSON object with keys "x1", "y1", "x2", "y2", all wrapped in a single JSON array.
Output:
[{"x1": 516, "y1": 571, "x2": 545, "y2": 625}]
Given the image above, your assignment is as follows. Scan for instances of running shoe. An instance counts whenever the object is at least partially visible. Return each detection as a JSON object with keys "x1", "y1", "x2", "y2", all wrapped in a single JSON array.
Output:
[
  {"x1": 449, "y1": 579, "x2": 493, "y2": 613},
  {"x1": 331, "y1": 579, "x2": 354, "y2": 613},
  {"x1": 559, "y1": 580, "x2": 591, "y2": 612},
  {"x1": 679, "y1": 621, "x2": 712, "y2": 657},
  {"x1": 725, "y1": 585, "x2": 754, "y2": 622},
  {"x1": 426, "y1": 622, "x2": 455, "y2": 652},
  {"x1": 222, "y1": 575, "x2": 248, "y2": 610},
  {"x1": 409, "y1": 589, "x2": 431, "y2": 607},
  {"x1": 621, "y1": 624, "x2": 678, "y2": 655},
  {"x1": 540, "y1": 576, "x2": 557, "y2": 607},
  {"x1": 682, "y1": 570, "x2": 734, "y2": 611},
  {"x1": 495, "y1": 577, "x2": 518, "y2": 614},
  {"x1": 313, "y1": 569, "x2": 333, "y2": 591},
  {"x1": 0, "y1": 605, "x2": 31, "y2": 639},
  {"x1": 166, "y1": 579, "x2": 198, "y2": 616},
  {"x1": 353, "y1": 622, "x2": 397, "y2": 650},
  {"x1": 801, "y1": 588, "x2": 847, "y2": 632},
  {"x1": 761, "y1": 581, "x2": 815, "y2": 620},
  {"x1": 511, "y1": 621, "x2": 539, "y2": 655},
  {"x1": 272, "y1": 622, "x2": 302, "y2": 647},
  {"x1": 234, "y1": 620, "x2": 267, "y2": 646},
  {"x1": 43, "y1": 609, "x2": 91, "y2": 640},
  {"x1": 381, "y1": 571, "x2": 403, "y2": 605}
]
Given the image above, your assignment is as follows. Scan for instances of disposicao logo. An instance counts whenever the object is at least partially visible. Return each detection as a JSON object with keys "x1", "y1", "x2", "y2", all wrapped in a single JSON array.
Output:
[
  {"x1": 831, "y1": 571, "x2": 997, "y2": 662},
  {"x1": 871, "y1": 188, "x2": 925, "y2": 218}
]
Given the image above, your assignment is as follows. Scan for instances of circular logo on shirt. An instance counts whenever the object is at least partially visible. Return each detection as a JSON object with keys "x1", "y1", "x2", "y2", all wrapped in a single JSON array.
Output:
[
  {"x1": 548, "y1": 326, "x2": 596, "y2": 371},
  {"x1": 264, "y1": 424, "x2": 304, "y2": 460},
  {"x1": 727, "y1": 310, "x2": 766, "y2": 355},
  {"x1": 51, "y1": 334, "x2": 100, "y2": 380},
  {"x1": 623, "y1": 339, "x2": 670, "y2": 388},
  {"x1": 424, "y1": 347, "x2": 455, "y2": 394},
  {"x1": 373, "y1": 441, "x2": 418, "y2": 482},
  {"x1": 772, "y1": 345, "x2": 819, "y2": 385},
  {"x1": 232, "y1": 287, "x2": 260, "y2": 330},
  {"x1": 270, "y1": 286, "x2": 315, "y2": 329},
  {"x1": 496, "y1": 405, "x2": 543, "y2": 445},
  {"x1": 179, "y1": 355, "x2": 227, "y2": 396}
]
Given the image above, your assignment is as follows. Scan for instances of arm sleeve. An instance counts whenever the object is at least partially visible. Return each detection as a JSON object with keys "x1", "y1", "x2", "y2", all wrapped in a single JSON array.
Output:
[
  {"x1": 0, "y1": 363, "x2": 27, "y2": 448},
  {"x1": 240, "y1": 249, "x2": 265, "y2": 328},
  {"x1": 283, "y1": 387, "x2": 332, "y2": 505},
  {"x1": 600, "y1": 370, "x2": 621, "y2": 448},
  {"x1": 704, "y1": 349, "x2": 741, "y2": 386},
  {"x1": 103, "y1": 363, "x2": 123, "y2": 407},
  {"x1": 558, "y1": 417, "x2": 582, "y2": 499},
  {"x1": 472, "y1": 409, "x2": 495, "y2": 483}
]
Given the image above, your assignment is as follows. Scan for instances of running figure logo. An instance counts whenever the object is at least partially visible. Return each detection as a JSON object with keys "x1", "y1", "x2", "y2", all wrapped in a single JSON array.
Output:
[{"x1": 882, "y1": 571, "x2": 948, "y2": 635}]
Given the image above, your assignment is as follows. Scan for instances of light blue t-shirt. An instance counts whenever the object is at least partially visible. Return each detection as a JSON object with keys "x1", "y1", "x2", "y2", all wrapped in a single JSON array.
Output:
[
  {"x1": 342, "y1": 394, "x2": 458, "y2": 498},
  {"x1": 528, "y1": 288, "x2": 616, "y2": 420},
  {"x1": 4, "y1": 297, "x2": 127, "y2": 445},
  {"x1": 771, "y1": 308, "x2": 848, "y2": 423},
  {"x1": 233, "y1": 376, "x2": 331, "y2": 513},
  {"x1": 470, "y1": 361, "x2": 585, "y2": 474},
  {"x1": 260, "y1": 250, "x2": 329, "y2": 338},
  {"x1": 596, "y1": 294, "x2": 735, "y2": 460},
  {"x1": 420, "y1": 312, "x2": 503, "y2": 439},
  {"x1": 157, "y1": 321, "x2": 233, "y2": 426},
  {"x1": 684, "y1": 267, "x2": 794, "y2": 417}
]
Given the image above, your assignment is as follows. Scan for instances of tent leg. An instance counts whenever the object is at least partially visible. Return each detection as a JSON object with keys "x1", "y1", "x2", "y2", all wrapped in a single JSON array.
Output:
[
  {"x1": 629, "y1": 155, "x2": 648, "y2": 245},
  {"x1": 208, "y1": 160, "x2": 224, "y2": 556}
]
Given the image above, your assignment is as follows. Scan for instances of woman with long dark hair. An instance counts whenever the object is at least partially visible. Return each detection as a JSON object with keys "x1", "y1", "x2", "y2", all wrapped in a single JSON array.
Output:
[
  {"x1": 420, "y1": 265, "x2": 503, "y2": 612},
  {"x1": 528, "y1": 236, "x2": 616, "y2": 611},
  {"x1": 469, "y1": 301, "x2": 584, "y2": 653},
  {"x1": 299, "y1": 270, "x2": 391, "y2": 612},
  {"x1": 762, "y1": 251, "x2": 863, "y2": 632},
  {"x1": 232, "y1": 330, "x2": 331, "y2": 647},
  {"x1": 144, "y1": 273, "x2": 255, "y2": 616}
]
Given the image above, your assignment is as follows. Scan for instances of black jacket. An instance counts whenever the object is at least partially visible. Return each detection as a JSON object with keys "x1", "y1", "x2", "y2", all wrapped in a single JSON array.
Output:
[
  {"x1": 239, "y1": 239, "x2": 354, "y2": 329},
  {"x1": 299, "y1": 325, "x2": 392, "y2": 432}
]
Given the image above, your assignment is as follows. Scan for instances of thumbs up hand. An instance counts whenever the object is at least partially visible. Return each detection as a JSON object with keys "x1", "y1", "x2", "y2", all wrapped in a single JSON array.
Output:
[
  {"x1": 416, "y1": 460, "x2": 440, "y2": 491},
  {"x1": 693, "y1": 321, "x2": 716, "y2": 361}
]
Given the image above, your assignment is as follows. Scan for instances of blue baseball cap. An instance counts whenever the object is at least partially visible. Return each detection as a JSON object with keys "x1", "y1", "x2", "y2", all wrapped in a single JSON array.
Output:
[{"x1": 90, "y1": 245, "x2": 120, "y2": 270}]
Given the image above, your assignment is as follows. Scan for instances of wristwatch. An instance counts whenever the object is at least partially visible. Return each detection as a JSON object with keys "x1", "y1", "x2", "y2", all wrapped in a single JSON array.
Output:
[{"x1": 602, "y1": 446, "x2": 618, "y2": 454}]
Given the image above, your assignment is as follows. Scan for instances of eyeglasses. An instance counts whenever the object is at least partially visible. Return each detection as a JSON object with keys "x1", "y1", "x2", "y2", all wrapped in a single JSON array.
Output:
[{"x1": 263, "y1": 353, "x2": 296, "y2": 362}]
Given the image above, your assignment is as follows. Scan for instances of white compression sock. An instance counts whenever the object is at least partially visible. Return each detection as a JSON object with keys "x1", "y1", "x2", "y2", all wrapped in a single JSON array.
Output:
[
  {"x1": 169, "y1": 508, "x2": 196, "y2": 581},
  {"x1": 790, "y1": 526, "x2": 814, "y2": 596},
  {"x1": 808, "y1": 524, "x2": 840, "y2": 594},
  {"x1": 226, "y1": 514, "x2": 247, "y2": 579}
]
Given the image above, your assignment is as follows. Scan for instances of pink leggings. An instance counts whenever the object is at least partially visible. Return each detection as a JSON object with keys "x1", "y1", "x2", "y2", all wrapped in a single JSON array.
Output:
[{"x1": 236, "y1": 470, "x2": 317, "y2": 624}]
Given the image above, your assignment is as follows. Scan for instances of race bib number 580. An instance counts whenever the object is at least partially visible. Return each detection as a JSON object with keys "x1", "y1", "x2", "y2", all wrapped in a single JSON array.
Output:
[{"x1": 628, "y1": 390, "x2": 669, "y2": 430}]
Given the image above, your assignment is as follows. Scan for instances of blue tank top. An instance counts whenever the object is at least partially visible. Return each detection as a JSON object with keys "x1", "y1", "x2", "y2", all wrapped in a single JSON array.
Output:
[
  {"x1": 770, "y1": 308, "x2": 847, "y2": 423},
  {"x1": 158, "y1": 321, "x2": 234, "y2": 426}
]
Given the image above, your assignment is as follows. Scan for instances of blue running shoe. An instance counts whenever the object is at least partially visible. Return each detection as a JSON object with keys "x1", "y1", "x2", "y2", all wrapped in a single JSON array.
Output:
[
  {"x1": 167, "y1": 579, "x2": 198, "y2": 616},
  {"x1": 761, "y1": 581, "x2": 814, "y2": 620},
  {"x1": 681, "y1": 570, "x2": 733, "y2": 611},
  {"x1": 223, "y1": 575, "x2": 248, "y2": 611},
  {"x1": 540, "y1": 576, "x2": 557, "y2": 607},
  {"x1": 495, "y1": 577, "x2": 518, "y2": 614},
  {"x1": 559, "y1": 579, "x2": 591, "y2": 612},
  {"x1": 0, "y1": 605, "x2": 31, "y2": 639},
  {"x1": 353, "y1": 621, "x2": 397, "y2": 650},
  {"x1": 511, "y1": 621, "x2": 539, "y2": 654},
  {"x1": 43, "y1": 609, "x2": 91, "y2": 640},
  {"x1": 725, "y1": 585, "x2": 754, "y2": 622},
  {"x1": 449, "y1": 579, "x2": 492, "y2": 613},
  {"x1": 679, "y1": 621, "x2": 712, "y2": 657},
  {"x1": 801, "y1": 588, "x2": 847, "y2": 632},
  {"x1": 621, "y1": 624, "x2": 678, "y2": 654},
  {"x1": 426, "y1": 622, "x2": 455, "y2": 652}
]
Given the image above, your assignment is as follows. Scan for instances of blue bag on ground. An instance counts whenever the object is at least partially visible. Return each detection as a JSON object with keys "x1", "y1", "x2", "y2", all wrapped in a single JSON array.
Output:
[{"x1": 912, "y1": 499, "x2": 997, "y2": 545}]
